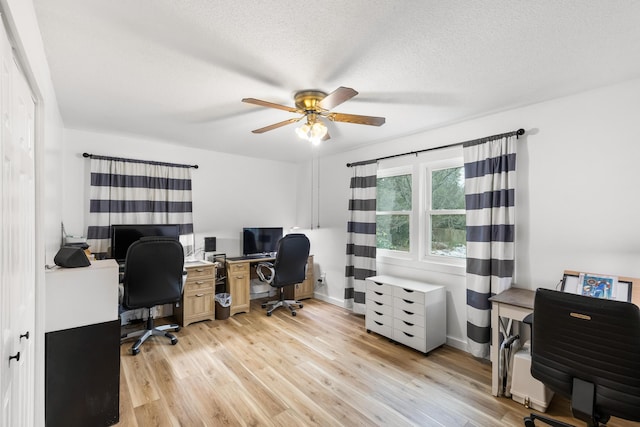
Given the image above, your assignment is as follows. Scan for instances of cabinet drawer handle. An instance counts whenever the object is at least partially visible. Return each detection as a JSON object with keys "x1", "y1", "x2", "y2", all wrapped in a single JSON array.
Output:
[
  {"x1": 403, "y1": 321, "x2": 414, "y2": 326},
  {"x1": 196, "y1": 268, "x2": 205, "y2": 272},
  {"x1": 374, "y1": 321, "x2": 383, "y2": 326},
  {"x1": 374, "y1": 311, "x2": 382, "y2": 316},
  {"x1": 403, "y1": 332, "x2": 414, "y2": 338},
  {"x1": 374, "y1": 281, "x2": 383, "y2": 286},
  {"x1": 403, "y1": 310, "x2": 414, "y2": 315},
  {"x1": 195, "y1": 293, "x2": 205, "y2": 297},
  {"x1": 374, "y1": 301, "x2": 382, "y2": 306},
  {"x1": 402, "y1": 288, "x2": 414, "y2": 293},
  {"x1": 195, "y1": 281, "x2": 204, "y2": 285},
  {"x1": 374, "y1": 291, "x2": 383, "y2": 296},
  {"x1": 402, "y1": 299, "x2": 414, "y2": 304}
]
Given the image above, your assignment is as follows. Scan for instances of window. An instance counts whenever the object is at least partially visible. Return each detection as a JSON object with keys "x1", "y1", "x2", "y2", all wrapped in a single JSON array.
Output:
[
  {"x1": 376, "y1": 170, "x2": 412, "y2": 252},
  {"x1": 428, "y1": 166, "x2": 466, "y2": 258},
  {"x1": 375, "y1": 156, "x2": 466, "y2": 268}
]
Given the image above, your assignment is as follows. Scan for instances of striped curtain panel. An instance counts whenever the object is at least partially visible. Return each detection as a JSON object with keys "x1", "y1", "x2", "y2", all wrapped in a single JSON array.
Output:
[
  {"x1": 463, "y1": 134, "x2": 517, "y2": 358},
  {"x1": 86, "y1": 156, "x2": 194, "y2": 259},
  {"x1": 344, "y1": 162, "x2": 377, "y2": 314}
]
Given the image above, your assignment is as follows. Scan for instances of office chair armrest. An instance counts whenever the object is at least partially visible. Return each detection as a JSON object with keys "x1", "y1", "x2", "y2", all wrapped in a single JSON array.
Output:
[
  {"x1": 256, "y1": 262, "x2": 274, "y2": 284},
  {"x1": 181, "y1": 270, "x2": 188, "y2": 294}
]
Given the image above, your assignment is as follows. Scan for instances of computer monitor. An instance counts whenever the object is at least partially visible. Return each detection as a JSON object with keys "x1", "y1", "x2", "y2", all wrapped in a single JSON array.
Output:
[
  {"x1": 110, "y1": 224, "x2": 180, "y2": 263},
  {"x1": 242, "y1": 227, "x2": 283, "y2": 256}
]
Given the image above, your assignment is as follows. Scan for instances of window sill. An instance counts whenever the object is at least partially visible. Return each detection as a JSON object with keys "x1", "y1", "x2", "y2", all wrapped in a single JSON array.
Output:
[{"x1": 377, "y1": 254, "x2": 466, "y2": 277}]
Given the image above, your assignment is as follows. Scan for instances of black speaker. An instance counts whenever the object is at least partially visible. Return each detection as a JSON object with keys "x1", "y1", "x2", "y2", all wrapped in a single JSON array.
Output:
[
  {"x1": 54, "y1": 246, "x2": 90, "y2": 268},
  {"x1": 204, "y1": 237, "x2": 217, "y2": 252}
]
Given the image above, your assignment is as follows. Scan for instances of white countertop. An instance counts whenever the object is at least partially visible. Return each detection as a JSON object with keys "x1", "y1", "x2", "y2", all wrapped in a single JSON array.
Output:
[{"x1": 45, "y1": 259, "x2": 119, "y2": 332}]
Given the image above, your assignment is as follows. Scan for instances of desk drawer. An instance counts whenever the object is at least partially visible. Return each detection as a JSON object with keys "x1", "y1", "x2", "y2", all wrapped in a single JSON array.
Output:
[
  {"x1": 186, "y1": 265, "x2": 215, "y2": 279},
  {"x1": 184, "y1": 278, "x2": 214, "y2": 292},
  {"x1": 228, "y1": 263, "x2": 249, "y2": 273}
]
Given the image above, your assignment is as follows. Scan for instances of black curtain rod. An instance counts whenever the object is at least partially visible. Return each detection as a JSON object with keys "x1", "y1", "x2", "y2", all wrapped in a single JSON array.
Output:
[
  {"x1": 346, "y1": 128, "x2": 525, "y2": 167},
  {"x1": 82, "y1": 152, "x2": 198, "y2": 169}
]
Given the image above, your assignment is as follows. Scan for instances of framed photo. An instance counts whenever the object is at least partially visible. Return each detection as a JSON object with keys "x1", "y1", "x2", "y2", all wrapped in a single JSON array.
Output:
[{"x1": 561, "y1": 270, "x2": 632, "y2": 302}]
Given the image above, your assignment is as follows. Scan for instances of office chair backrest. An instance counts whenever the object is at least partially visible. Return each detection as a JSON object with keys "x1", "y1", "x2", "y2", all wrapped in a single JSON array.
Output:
[
  {"x1": 122, "y1": 236, "x2": 185, "y2": 309},
  {"x1": 272, "y1": 234, "x2": 310, "y2": 287},
  {"x1": 531, "y1": 289, "x2": 640, "y2": 423}
]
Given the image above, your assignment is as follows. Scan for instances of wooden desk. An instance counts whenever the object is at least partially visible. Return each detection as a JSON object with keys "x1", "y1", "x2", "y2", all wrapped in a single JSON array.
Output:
[
  {"x1": 226, "y1": 255, "x2": 314, "y2": 315},
  {"x1": 489, "y1": 275, "x2": 640, "y2": 397},
  {"x1": 489, "y1": 287, "x2": 534, "y2": 397}
]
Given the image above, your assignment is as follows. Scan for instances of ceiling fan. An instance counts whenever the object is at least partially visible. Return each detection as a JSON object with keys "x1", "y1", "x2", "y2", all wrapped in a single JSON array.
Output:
[{"x1": 241, "y1": 86, "x2": 385, "y2": 144}]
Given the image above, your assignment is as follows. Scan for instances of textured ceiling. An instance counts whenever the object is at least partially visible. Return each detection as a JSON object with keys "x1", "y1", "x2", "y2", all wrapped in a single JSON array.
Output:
[{"x1": 33, "y1": 0, "x2": 640, "y2": 162}]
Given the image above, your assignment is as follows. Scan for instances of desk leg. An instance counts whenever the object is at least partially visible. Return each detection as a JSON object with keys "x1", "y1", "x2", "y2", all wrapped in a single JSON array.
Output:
[{"x1": 491, "y1": 302, "x2": 500, "y2": 396}]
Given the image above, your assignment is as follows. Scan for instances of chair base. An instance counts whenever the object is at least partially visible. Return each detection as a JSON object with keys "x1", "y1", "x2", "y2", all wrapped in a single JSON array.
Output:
[
  {"x1": 120, "y1": 309, "x2": 180, "y2": 355},
  {"x1": 261, "y1": 298, "x2": 303, "y2": 316}
]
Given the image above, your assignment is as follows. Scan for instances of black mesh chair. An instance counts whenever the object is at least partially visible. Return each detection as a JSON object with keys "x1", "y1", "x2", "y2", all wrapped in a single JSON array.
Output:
[
  {"x1": 120, "y1": 237, "x2": 185, "y2": 355},
  {"x1": 524, "y1": 289, "x2": 640, "y2": 427},
  {"x1": 256, "y1": 233, "x2": 310, "y2": 316}
]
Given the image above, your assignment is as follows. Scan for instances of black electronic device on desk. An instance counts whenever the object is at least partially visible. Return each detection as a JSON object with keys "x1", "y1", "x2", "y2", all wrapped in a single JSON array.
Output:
[
  {"x1": 242, "y1": 226, "x2": 282, "y2": 257},
  {"x1": 110, "y1": 224, "x2": 180, "y2": 266}
]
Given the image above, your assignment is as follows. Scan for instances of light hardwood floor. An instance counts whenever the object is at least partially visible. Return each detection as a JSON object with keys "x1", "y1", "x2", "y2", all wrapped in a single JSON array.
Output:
[{"x1": 116, "y1": 298, "x2": 638, "y2": 427}]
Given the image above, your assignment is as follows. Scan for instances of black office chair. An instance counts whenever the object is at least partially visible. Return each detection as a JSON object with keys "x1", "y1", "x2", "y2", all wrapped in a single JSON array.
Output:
[
  {"x1": 256, "y1": 233, "x2": 310, "y2": 316},
  {"x1": 120, "y1": 237, "x2": 185, "y2": 355},
  {"x1": 523, "y1": 289, "x2": 640, "y2": 427}
]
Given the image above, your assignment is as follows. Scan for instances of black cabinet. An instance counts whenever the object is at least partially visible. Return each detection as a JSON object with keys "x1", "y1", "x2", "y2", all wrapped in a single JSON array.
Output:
[{"x1": 45, "y1": 320, "x2": 120, "y2": 427}]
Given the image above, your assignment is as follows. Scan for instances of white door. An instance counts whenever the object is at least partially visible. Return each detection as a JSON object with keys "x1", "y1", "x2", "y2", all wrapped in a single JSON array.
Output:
[{"x1": 0, "y1": 18, "x2": 36, "y2": 427}]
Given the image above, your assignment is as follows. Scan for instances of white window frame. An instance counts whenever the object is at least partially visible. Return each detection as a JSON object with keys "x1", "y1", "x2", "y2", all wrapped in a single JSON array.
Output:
[{"x1": 376, "y1": 165, "x2": 414, "y2": 260}]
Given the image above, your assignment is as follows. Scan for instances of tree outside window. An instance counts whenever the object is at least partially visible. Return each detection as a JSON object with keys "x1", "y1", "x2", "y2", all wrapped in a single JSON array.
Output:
[
  {"x1": 429, "y1": 166, "x2": 466, "y2": 258},
  {"x1": 376, "y1": 174, "x2": 411, "y2": 252}
]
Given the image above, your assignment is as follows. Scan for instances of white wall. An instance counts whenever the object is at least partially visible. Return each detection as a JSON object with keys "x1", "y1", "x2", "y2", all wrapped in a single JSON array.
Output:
[
  {"x1": 62, "y1": 128, "x2": 300, "y2": 257},
  {"x1": 310, "y1": 77, "x2": 640, "y2": 350}
]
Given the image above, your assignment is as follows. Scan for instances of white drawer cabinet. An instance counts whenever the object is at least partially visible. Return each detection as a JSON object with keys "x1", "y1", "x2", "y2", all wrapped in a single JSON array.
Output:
[{"x1": 365, "y1": 275, "x2": 446, "y2": 354}]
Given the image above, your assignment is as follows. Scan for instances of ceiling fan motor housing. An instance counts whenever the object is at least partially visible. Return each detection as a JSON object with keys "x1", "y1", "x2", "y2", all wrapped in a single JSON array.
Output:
[{"x1": 294, "y1": 90, "x2": 328, "y2": 112}]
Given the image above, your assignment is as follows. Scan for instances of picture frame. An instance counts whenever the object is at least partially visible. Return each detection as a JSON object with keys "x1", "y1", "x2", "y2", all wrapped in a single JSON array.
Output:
[{"x1": 561, "y1": 270, "x2": 632, "y2": 303}]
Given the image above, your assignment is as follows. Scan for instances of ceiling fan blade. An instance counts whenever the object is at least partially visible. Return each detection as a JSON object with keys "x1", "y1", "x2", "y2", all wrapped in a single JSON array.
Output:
[
  {"x1": 242, "y1": 98, "x2": 299, "y2": 113},
  {"x1": 318, "y1": 87, "x2": 358, "y2": 111},
  {"x1": 251, "y1": 117, "x2": 303, "y2": 134},
  {"x1": 327, "y1": 112, "x2": 386, "y2": 126}
]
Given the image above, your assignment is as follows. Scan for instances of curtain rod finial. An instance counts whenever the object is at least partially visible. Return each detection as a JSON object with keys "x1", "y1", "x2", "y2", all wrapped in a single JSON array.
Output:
[
  {"x1": 516, "y1": 128, "x2": 525, "y2": 136},
  {"x1": 82, "y1": 152, "x2": 90, "y2": 158}
]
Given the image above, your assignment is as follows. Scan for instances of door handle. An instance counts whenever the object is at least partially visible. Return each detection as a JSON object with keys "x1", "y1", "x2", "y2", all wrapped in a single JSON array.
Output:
[
  {"x1": 20, "y1": 331, "x2": 30, "y2": 341},
  {"x1": 9, "y1": 352, "x2": 20, "y2": 363}
]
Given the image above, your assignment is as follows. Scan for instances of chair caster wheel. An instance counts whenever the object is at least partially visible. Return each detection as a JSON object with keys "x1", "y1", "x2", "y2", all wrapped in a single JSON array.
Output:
[
  {"x1": 292, "y1": 311, "x2": 297, "y2": 316},
  {"x1": 171, "y1": 337, "x2": 178, "y2": 345},
  {"x1": 175, "y1": 327, "x2": 181, "y2": 332},
  {"x1": 261, "y1": 304, "x2": 267, "y2": 308},
  {"x1": 131, "y1": 348, "x2": 140, "y2": 356},
  {"x1": 299, "y1": 304, "x2": 303, "y2": 308},
  {"x1": 267, "y1": 312, "x2": 272, "y2": 316}
]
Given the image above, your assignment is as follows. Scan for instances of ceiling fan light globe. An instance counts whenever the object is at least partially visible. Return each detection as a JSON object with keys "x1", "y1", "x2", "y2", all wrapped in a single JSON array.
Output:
[
  {"x1": 310, "y1": 121, "x2": 328, "y2": 139},
  {"x1": 295, "y1": 124, "x2": 311, "y2": 140}
]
